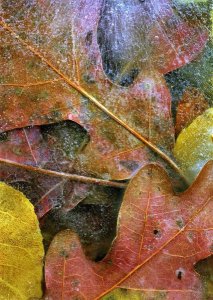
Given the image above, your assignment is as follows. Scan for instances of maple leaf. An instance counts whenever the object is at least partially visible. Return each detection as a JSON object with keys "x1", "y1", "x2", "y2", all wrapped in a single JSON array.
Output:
[
  {"x1": 45, "y1": 162, "x2": 213, "y2": 300},
  {"x1": 0, "y1": 0, "x2": 208, "y2": 180}
]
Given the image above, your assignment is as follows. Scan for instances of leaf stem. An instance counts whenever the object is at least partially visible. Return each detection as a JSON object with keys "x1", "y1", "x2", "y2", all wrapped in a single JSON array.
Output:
[
  {"x1": 0, "y1": 19, "x2": 188, "y2": 184},
  {"x1": 0, "y1": 158, "x2": 127, "y2": 188}
]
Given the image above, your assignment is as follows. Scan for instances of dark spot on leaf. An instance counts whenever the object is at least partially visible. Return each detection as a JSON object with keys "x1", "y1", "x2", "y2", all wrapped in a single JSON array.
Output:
[
  {"x1": 54, "y1": 203, "x2": 62, "y2": 209},
  {"x1": 176, "y1": 219, "x2": 184, "y2": 228},
  {"x1": 85, "y1": 31, "x2": 93, "y2": 47},
  {"x1": 177, "y1": 271, "x2": 182, "y2": 280},
  {"x1": 147, "y1": 170, "x2": 152, "y2": 176},
  {"x1": 153, "y1": 229, "x2": 161, "y2": 237},
  {"x1": 71, "y1": 279, "x2": 80, "y2": 288},
  {"x1": 176, "y1": 269, "x2": 184, "y2": 280},
  {"x1": 187, "y1": 231, "x2": 195, "y2": 242},
  {"x1": 59, "y1": 250, "x2": 69, "y2": 258},
  {"x1": 0, "y1": 132, "x2": 8, "y2": 142}
]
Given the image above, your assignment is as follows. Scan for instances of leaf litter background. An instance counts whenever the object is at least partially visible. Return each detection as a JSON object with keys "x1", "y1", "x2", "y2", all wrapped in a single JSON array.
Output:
[{"x1": 0, "y1": 0, "x2": 212, "y2": 299}]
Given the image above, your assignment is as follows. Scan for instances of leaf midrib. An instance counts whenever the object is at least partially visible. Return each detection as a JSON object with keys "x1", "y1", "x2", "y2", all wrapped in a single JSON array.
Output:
[
  {"x1": 95, "y1": 195, "x2": 212, "y2": 299},
  {"x1": 0, "y1": 18, "x2": 187, "y2": 183}
]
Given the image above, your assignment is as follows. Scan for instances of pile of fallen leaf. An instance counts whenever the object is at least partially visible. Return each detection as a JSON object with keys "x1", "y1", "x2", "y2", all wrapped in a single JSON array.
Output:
[{"x1": 0, "y1": 1, "x2": 212, "y2": 299}]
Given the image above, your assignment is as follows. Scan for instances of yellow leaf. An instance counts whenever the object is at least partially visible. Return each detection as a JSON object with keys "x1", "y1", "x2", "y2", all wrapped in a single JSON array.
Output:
[
  {"x1": 0, "y1": 182, "x2": 44, "y2": 300},
  {"x1": 174, "y1": 108, "x2": 213, "y2": 183}
]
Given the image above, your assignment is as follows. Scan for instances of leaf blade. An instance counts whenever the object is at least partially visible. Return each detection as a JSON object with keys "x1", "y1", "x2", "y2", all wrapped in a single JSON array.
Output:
[
  {"x1": 0, "y1": 182, "x2": 44, "y2": 299},
  {"x1": 45, "y1": 162, "x2": 213, "y2": 299}
]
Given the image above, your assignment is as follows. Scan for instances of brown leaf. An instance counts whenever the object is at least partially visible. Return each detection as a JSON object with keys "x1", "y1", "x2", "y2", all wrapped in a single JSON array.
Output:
[
  {"x1": 45, "y1": 161, "x2": 213, "y2": 299},
  {"x1": 0, "y1": 0, "x2": 208, "y2": 180},
  {"x1": 175, "y1": 87, "x2": 209, "y2": 136},
  {"x1": 0, "y1": 124, "x2": 93, "y2": 218}
]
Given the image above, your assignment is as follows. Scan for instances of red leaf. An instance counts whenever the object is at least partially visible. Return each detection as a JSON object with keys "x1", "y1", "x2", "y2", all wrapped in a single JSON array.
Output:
[
  {"x1": 45, "y1": 162, "x2": 213, "y2": 299},
  {"x1": 0, "y1": 0, "x2": 208, "y2": 180},
  {"x1": 0, "y1": 126, "x2": 90, "y2": 218}
]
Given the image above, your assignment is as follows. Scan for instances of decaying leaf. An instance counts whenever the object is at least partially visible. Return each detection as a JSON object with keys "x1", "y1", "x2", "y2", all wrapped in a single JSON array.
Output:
[
  {"x1": 174, "y1": 108, "x2": 213, "y2": 182},
  {"x1": 0, "y1": 182, "x2": 44, "y2": 299},
  {"x1": 0, "y1": 0, "x2": 208, "y2": 180},
  {"x1": 0, "y1": 124, "x2": 100, "y2": 218},
  {"x1": 0, "y1": 1, "x2": 212, "y2": 298},
  {"x1": 165, "y1": 40, "x2": 212, "y2": 108},
  {"x1": 175, "y1": 87, "x2": 209, "y2": 136},
  {"x1": 45, "y1": 162, "x2": 213, "y2": 299}
]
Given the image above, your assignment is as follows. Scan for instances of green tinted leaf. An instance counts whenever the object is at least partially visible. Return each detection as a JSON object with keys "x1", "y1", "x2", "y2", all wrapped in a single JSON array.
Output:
[{"x1": 174, "y1": 108, "x2": 213, "y2": 182}]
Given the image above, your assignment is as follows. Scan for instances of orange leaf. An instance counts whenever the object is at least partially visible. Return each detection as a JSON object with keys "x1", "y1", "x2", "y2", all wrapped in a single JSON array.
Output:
[
  {"x1": 0, "y1": 0, "x2": 208, "y2": 180},
  {"x1": 175, "y1": 88, "x2": 209, "y2": 136}
]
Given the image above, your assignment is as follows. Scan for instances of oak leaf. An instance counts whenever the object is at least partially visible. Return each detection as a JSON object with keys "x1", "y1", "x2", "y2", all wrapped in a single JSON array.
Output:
[
  {"x1": 45, "y1": 162, "x2": 213, "y2": 299},
  {"x1": 0, "y1": 124, "x2": 95, "y2": 218},
  {"x1": 0, "y1": 0, "x2": 208, "y2": 180},
  {"x1": 0, "y1": 182, "x2": 44, "y2": 299}
]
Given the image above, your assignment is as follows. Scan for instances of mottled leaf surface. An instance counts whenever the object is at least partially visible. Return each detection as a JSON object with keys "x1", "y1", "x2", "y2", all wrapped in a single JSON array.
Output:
[
  {"x1": 0, "y1": 124, "x2": 90, "y2": 218},
  {"x1": 45, "y1": 162, "x2": 213, "y2": 299},
  {"x1": 175, "y1": 87, "x2": 209, "y2": 136},
  {"x1": 0, "y1": 0, "x2": 208, "y2": 180}
]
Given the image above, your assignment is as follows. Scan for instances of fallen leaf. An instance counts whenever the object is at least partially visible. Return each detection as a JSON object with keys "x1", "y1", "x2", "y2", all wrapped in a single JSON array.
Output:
[
  {"x1": 0, "y1": 124, "x2": 91, "y2": 218},
  {"x1": 0, "y1": 124, "x2": 124, "y2": 218},
  {"x1": 175, "y1": 87, "x2": 209, "y2": 136},
  {"x1": 45, "y1": 162, "x2": 213, "y2": 299},
  {"x1": 0, "y1": 0, "x2": 208, "y2": 180},
  {"x1": 174, "y1": 108, "x2": 213, "y2": 182},
  {"x1": 165, "y1": 40, "x2": 212, "y2": 107},
  {"x1": 0, "y1": 181, "x2": 44, "y2": 299},
  {"x1": 0, "y1": 126, "x2": 68, "y2": 218}
]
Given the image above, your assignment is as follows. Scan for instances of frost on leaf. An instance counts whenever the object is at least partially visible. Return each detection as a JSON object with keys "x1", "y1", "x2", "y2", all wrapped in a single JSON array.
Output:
[
  {"x1": 45, "y1": 162, "x2": 213, "y2": 300},
  {"x1": 0, "y1": 1, "x2": 212, "y2": 298},
  {"x1": 0, "y1": 0, "x2": 209, "y2": 180},
  {"x1": 0, "y1": 124, "x2": 91, "y2": 218}
]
